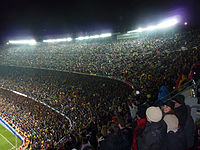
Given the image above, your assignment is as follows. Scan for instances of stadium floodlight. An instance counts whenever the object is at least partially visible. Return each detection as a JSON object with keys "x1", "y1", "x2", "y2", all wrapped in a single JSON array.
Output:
[
  {"x1": 8, "y1": 39, "x2": 37, "y2": 45},
  {"x1": 157, "y1": 18, "x2": 178, "y2": 29},
  {"x1": 127, "y1": 17, "x2": 179, "y2": 33},
  {"x1": 43, "y1": 38, "x2": 72, "y2": 43},
  {"x1": 76, "y1": 36, "x2": 85, "y2": 40},
  {"x1": 89, "y1": 35, "x2": 100, "y2": 39},
  {"x1": 84, "y1": 36, "x2": 90, "y2": 40},
  {"x1": 99, "y1": 33, "x2": 112, "y2": 38},
  {"x1": 76, "y1": 33, "x2": 112, "y2": 40}
]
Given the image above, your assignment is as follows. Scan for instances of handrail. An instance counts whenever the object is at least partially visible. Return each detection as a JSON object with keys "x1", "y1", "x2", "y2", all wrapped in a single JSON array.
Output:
[
  {"x1": 159, "y1": 79, "x2": 193, "y2": 102},
  {"x1": 158, "y1": 78, "x2": 200, "y2": 104},
  {"x1": 138, "y1": 79, "x2": 200, "y2": 107}
]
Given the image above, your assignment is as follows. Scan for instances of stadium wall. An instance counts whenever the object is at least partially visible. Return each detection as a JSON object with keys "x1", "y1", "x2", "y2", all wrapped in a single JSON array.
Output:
[{"x1": 0, "y1": 116, "x2": 24, "y2": 143}]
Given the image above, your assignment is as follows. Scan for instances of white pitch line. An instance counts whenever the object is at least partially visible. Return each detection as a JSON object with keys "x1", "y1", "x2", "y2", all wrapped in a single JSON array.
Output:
[
  {"x1": 8, "y1": 146, "x2": 15, "y2": 150},
  {"x1": 0, "y1": 132, "x2": 15, "y2": 148}
]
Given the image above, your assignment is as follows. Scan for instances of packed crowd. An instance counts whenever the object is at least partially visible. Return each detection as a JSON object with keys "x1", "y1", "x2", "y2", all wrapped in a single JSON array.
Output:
[
  {"x1": 0, "y1": 89, "x2": 69, "y2": 149},
  {"x1": 0, "y1": 30, "x2": 200, "y2": 100},
  {"x1": 0, "y1": 66, "x2": 132, "y2": 131},
  {"x1": 0, "y1": 29, "x2": 199, "y2": 149}
]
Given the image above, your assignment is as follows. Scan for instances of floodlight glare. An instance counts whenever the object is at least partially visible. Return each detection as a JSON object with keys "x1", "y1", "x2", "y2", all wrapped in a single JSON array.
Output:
[
  {"x1": 89, "y1": 35, "x2": 100, "y2": 39},
  {"x1": 76, "y1": 33, "x2": 112, "y2": 40},
  {"x1": 76, "y1": 37, "x2": 85, "y2": 40},
  {"x1": 99, "y1": 33, "x2": 112, "y2": 38},
  {"x1": 8, "y1": 39, "x2": 37, "y2": 45},
  {"x1": 127, "y1": 17, "x2": 179, "y2": 33},
  {"x1": 84, "y1": 36, "x2": 90, "y2": 40},
  {"x1": 43, "y1": 38, "x2": 72, "y2": 43},
  {"x1": 157, "y1": 18, "x2": 178, "y2": 29}
]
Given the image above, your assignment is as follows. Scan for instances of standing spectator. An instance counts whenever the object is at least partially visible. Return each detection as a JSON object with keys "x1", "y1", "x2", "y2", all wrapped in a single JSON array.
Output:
[
  {"x1": 118, "y1": 118, "x2": 133, "y2": 149},
  {"x1": 172, "y1": 95, "x2": 195, "y2": 149},
  {"x1": 132, "y1": 108, "x2": 147, "y2": 150},
  {"x1": 137, "y1": 106, "x2": 167, "y2": 150},
  {"x1": 162, "y1": 100, "x2": 175, "y2": 115},
  {"x1": 164, "y1": 114, "x2": 187, "y2": 150}
]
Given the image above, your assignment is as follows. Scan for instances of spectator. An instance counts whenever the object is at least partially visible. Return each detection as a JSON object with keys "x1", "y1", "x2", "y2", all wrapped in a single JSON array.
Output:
[
  {"x1": 137, "y1": 106, "x2": 167, "y2": 150},
  {"x1": 100, "y1": 123, "x2": 130, "y2": 150},
  {"x1": 132, "y1": 108, "x2": 147, "y2": 150},
  {"x1": 172, "y1": 95, "x2": 195, "y2": 149},
  {"x1": 163, "y1": 114, "x2": 187, "y2": 150},
  {"x1": 162, "y1": 100, "x2": 175, "y2": 114},
  {"x1": 118, "y1": 118, "x2": 133, "y2": 149}
]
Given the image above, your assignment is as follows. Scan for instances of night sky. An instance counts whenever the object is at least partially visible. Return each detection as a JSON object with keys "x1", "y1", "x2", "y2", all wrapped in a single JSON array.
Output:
[{"x1": 0, "y1": 0, "x2": 199, "y2": 42}]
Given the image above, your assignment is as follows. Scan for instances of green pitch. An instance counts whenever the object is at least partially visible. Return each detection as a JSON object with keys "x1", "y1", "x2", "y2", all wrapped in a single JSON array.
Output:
[{"x1": 0, "y1": 123, "x2": 23, "y2": 150}]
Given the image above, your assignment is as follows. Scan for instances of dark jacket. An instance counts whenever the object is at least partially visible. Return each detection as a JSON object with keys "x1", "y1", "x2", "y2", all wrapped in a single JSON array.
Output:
[
  {"x1": 175, "y1": 104, "x2": 188, "y2": 127},
  {"x1": 137, "y1": 120, "x2": 167, "y2": 150},
  {"x1": 119, "y1": 127, "x2": 133, "y2": 148},
  {"x1": 100, "y1": 134, "x2": 130, "y2": 150},
  {"x1": 167, "y1": 129, "x2": 187, "y2": 150},
  {"x1": 184, "y1": 106, "x2": 195, "y2": 148},
  {"x1": 175, "y1": 105, "x2": 195, "y2": 148}
]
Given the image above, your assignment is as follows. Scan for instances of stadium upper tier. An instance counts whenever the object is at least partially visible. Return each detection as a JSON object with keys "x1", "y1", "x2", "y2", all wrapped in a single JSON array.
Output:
[{"x1": 0, "y1": 30, "x2": 200, "y2": 82}]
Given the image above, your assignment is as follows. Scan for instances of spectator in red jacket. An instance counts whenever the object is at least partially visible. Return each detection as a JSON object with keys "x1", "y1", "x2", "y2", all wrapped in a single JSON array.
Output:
[{"x1": 132, "y1": 108, "x2": 147, "y2": 150}]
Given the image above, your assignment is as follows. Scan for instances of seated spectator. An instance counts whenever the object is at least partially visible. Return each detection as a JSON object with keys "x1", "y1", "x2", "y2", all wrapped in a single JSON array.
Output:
[
  {"x1": 163, "y1": 114, "x2": 187, "y2": 150},
  {"x1": 172, "y1": 95, "x2": 195, "y2": 149},
  {"x1": 162, "y1": 100, "x2": 175, "y2": 114},
  {"x1": 137, "y1": 106, "x2": 167, "y2": 150},
  {"x1": 132, "y1": 108, "x2": 147, "y2": 150}
]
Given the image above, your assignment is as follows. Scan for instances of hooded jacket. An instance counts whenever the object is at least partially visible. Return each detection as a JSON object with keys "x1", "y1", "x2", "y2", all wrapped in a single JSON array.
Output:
[
  {"x1": 166, "y1": 128, "x2": 187, "y2": 150},
  {"x1": 137, "y1": 120, "x2": 167, "y2": 150}
]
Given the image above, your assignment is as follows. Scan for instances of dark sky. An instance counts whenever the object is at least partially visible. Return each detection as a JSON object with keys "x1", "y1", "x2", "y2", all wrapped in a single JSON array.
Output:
[{"x1": 0, "y1": 0, "x2": 199, "y2": 42}]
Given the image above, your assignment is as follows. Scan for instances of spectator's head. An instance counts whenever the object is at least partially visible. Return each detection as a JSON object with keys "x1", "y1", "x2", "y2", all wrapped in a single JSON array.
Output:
[
  {"x1": 163, "y1": 114, "x2": 179, "y2": 133},
  {"x1": 146, "y1": 106, "x2": 162, "y2": 123},
  {"x1": 108, "y1": 123, "x2": 119, "y2": 135},
  {"x1": 163, "y1": 100, "x2": 175, "y2": 114},
  {"x1": 172, "y1": 95, "x2": 185, "y2": 108},
  {"x1": 136, "y1": 108, "x2": 146, "y2": 119}
]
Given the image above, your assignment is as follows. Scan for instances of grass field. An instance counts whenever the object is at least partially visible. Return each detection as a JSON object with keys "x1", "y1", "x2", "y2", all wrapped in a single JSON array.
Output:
[{"x1": 0, "y1": 123, "x2": 23, "y2": 150}]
